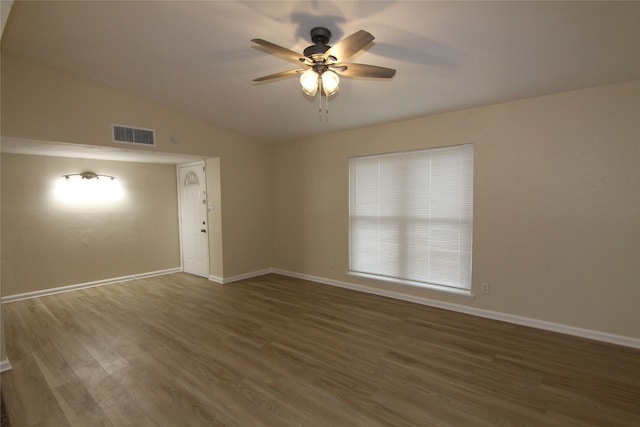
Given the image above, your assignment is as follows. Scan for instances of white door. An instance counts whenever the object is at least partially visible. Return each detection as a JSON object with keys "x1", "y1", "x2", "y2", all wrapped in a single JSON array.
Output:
[{"x1": 178, "y1": 162, "x2": 209, "y2": 278}]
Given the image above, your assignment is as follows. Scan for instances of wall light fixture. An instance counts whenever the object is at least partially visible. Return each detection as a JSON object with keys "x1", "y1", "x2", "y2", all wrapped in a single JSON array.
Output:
[
  {"x1": 63, "y1": 171, "x2": 117, "y2": 180},
  {"x1": 55, "y1": 171, "x2": 123, "y2": 205}
]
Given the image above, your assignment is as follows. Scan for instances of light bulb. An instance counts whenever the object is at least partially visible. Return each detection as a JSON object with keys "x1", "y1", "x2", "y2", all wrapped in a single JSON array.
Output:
[
  {"x1": 300, "y1": 69, "x2": 319, "y2": 96},
  {"x1": 321, "y1": 70, "x2": 340, "y2": 96}
]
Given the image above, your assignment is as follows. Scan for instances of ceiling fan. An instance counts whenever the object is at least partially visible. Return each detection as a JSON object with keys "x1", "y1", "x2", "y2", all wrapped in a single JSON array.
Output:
[{"x1": 252, "y1": 27, "x2": 396, "y2": 98}]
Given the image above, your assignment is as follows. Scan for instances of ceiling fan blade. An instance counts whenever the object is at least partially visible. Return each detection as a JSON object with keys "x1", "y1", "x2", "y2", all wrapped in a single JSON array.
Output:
[
  {"x1": 332, "y1": 63, "x2": 396, "y2": 78},
  {"x1": 251, "y1": 39, "x2": 307, "y2": 65},
  {"x1": 325, "y1": 30, "x2": 375, "y2": 61},
  {"x1": 253, "y1": 69, "x2": 304, "y2": 82}
]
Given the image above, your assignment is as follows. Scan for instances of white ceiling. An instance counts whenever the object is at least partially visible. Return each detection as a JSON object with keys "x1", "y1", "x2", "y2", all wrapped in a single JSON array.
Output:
[{"x1": 2, "y1": 1, "x2": 640, "y2": 145}]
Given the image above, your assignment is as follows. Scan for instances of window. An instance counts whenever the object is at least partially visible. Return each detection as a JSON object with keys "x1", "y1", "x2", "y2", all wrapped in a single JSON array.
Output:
[{"x1": 349, "y1": 144, "x2": 474, "y2": 295}]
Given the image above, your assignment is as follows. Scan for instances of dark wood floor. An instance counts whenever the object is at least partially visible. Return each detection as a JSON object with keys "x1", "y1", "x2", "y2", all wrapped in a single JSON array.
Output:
[{"x1": 2, "y1": 273, "x2": 639, "y2": 426}]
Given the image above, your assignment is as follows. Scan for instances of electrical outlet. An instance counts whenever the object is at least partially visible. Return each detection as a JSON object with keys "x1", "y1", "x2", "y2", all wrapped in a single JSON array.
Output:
[
  {"x1": 328, "y1": 259, "x2": 335, "y2": 269},
  {"x1": 482, "y1": 282, "x2": 490, "y2": 294}
]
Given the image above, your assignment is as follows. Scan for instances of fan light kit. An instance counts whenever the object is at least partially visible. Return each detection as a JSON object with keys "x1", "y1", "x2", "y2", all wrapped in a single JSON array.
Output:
[{"x1": 252, "y1": 27, "x2": 396, "y2": 112}]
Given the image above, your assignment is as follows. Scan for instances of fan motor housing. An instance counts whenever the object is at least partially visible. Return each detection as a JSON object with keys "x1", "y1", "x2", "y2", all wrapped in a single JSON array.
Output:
[
  {"x1": 304, "y1": 44, "x2": 330, "y2": 58},
  {"x1": 304, "y1": 27, "x2": 332, "y2": 58}
]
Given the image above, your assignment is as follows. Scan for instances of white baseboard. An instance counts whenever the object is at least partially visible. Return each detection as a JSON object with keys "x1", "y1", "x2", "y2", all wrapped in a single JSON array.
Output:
[
  {"x1": 208, "y1": 274, "x2": 224, "y2": 284},
  {"x1": 1, "y1": 267, "x2": 182, "y2": 303},
  {"x1": 272, "y1": 268, "x2": 640, "y2": 350},
  {"x1": 0, "y1": 359, "x2": 12, "y2": 372},
  {"x1": 209, "y1": 269, "x2": 272, "y2": 285}
]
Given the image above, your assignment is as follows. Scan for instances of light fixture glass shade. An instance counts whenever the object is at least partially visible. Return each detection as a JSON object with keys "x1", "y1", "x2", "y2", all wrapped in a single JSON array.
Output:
[
  {"x1": 54, "y1": 174, "x2": 124, "y2": 205},
  {"x1": 321, "y1": 70, "x2": 340, "y2": 96},
  {"x1": 300, "y1": 69, "x2": 319, "y2": 96}
]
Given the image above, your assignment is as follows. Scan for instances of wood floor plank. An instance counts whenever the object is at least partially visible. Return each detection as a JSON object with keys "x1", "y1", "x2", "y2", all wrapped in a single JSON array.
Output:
[
  {"x1": 1, "y1": 356, "x2": 71, "y2": 426},
  {"x1": 2, "y1": 272, "x2": 639, "y2": 426}
]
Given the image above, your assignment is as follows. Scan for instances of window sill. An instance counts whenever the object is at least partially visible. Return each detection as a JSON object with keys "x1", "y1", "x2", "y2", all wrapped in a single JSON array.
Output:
[{"x1": 348, "y1": 271, "x2": 474, "y2": 299}]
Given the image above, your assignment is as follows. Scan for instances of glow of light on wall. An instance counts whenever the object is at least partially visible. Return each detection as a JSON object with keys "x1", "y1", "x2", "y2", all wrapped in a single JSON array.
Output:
[{"x1": 53, "y1": 174, "x2": 125, "y2": 205}]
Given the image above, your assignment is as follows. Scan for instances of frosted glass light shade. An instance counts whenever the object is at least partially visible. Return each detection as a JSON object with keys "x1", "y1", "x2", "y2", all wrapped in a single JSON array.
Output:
[
  {"x1": 321, "y1": 70, "x2": 340, "y2": 96},
  {"x1": 300, "y1": 70, "x2": 319, "y2": 96},
  {"x1": 54, "y1": 175, "x2": 124, "y2": 205}
]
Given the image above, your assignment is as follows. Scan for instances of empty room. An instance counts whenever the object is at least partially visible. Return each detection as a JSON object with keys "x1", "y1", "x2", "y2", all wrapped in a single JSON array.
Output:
[{"x1": 1, "y1": 1, "x2": 639, "y2": 426}]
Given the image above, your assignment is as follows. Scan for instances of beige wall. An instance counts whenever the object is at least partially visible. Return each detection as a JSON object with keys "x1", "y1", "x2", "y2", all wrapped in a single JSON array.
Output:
[
  {"x1": 1, "y1": 48, "x2": 638, "y2": 342},
  {"x1": 270, "y1": 80, "x2": 640, "y2": 339},
  {"x1": 1, "y1": 154, "x2": 180, "y2": 295},
  {"x1": 1, "y1": 51, "x2": 241, "y2": 156},
  {"x1": 0, "y1": 150, "x2": 6, "y2": 367},
  {"x1": 217, "y1": 141, "x2": 272, "y2": 278},
  {"x1": 1, "y1": 30, "x2": 9, "y2": 366},
  {"x1": 1, "y1": 51, "x2": 272, "y2": 282}
]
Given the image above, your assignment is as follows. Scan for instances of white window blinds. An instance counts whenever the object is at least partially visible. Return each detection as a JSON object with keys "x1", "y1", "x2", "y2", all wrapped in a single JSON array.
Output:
[{"x1": 349, "y1": 144, "x2": 474, "y2": 292}]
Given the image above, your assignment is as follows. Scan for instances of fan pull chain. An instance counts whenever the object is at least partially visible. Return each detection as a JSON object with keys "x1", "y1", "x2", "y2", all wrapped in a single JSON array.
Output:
[
  {"x1": 325, "y1": 93, "x2": 330, "y2": 118},
  {"x1": 316, "y1": 80, "x2": 330, "y2": 122},
  {"x1": 317, "y1": 94, "x2": 330, "y2": 122}
]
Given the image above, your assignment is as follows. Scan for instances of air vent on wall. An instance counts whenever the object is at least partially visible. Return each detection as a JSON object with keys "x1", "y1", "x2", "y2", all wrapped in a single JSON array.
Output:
[{"x1": 112, "y1": 124, "x2": 156, "y2": 146}]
